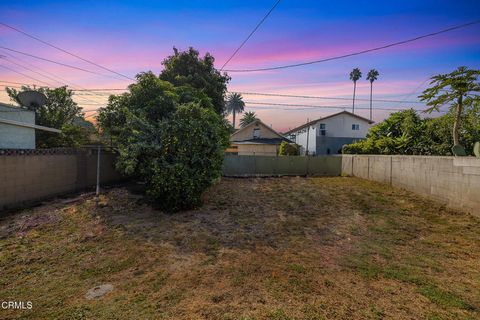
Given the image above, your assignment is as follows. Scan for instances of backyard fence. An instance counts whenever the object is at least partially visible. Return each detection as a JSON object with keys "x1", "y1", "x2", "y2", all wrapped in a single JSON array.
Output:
[
  {"x1": 342, "y1": 155, "x2": 480, "y2": 216},
  {"x1": 0, "y1": 148, "x2": 123, "y2": 211},
  {"x1": 222, "y1": 155, "x2": 342, "y2": 177}
]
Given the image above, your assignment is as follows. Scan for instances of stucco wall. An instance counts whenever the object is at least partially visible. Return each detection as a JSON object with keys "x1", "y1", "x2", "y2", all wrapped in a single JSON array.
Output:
[
  {"x1": 342, "y1": 155, "x2": 480, "y2": 216},
  {"x1": 234, "y1": 143, "x2": 278, "y2": 156},
  {"x1": 319, "y1": 113, "x2": 370, "y2": 138},
  {"x1": 0, "y1": 104, "x2": 36, "y2": 149},
  {"x1": 0, "y1": 151, "x2": 123, "y2": 211}
]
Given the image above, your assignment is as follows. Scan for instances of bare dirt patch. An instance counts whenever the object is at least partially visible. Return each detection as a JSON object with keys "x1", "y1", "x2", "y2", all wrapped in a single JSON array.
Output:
[{"x1": 0, "y1": 177, "x2": 479, "y2": 319}]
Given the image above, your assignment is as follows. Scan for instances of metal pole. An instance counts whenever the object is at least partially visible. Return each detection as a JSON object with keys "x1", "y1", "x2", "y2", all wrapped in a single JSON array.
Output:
[
  {"x1": 96, "y1": 145, "x2": 101, "y2": 197},
  {"x1": 305, "y1": 120, "x2": 310, "y2": 156}
]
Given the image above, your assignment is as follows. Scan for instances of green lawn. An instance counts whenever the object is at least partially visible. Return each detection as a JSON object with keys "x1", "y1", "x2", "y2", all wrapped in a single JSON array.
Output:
[{"x1": 0, "y1": 177, "x2": 479, "y2": 319}]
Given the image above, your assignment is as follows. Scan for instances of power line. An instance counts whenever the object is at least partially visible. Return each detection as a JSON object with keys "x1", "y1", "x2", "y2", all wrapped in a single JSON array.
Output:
[
  {"x1": 0, "y1": 64, "x2": 54, "y2": 87},
  {"x1": 232, "y1": 91, "x2": 423, "y2": 104},
  {"x1": 0, "y1": 45, "x2": 125, "y2": 80},
  {"x1": 243, "y1": 100, "x2": 435, "y2": 112},
  {"x1": 0, "y1": 79, "x2": 426, "y2": 104},
  {"x1": 224, "y1": 20, "x2": 480, "y2": 72},
  {"x1": 0, "y1": 22, "x2": 134, "y2": 81},
  {"x1": 220, "y1": 0, "x2": 281, "y2": 70}
]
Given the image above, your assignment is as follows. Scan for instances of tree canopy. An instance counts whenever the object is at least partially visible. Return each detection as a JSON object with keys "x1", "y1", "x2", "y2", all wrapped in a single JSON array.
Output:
[
  {"x1": 419, "y1": 66, "x2": 480, "y2": 147},
  {"x1": 6, "y1": 86, "x2": 93, "y2": 148},
  {"x1": 226, "y1": 92, "x2": 245, "y2": 129},
  {"x1": 240, "y1": 111, "x2": 258, "y2": 128},
  {"x1": 159, "y1": 47, "x2": 230, "y2": 115}
]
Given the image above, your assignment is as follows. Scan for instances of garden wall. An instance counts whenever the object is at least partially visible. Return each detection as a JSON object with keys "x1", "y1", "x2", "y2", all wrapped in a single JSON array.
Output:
[
  {"x1": 342, "y1": 155, "x2": 480, "y2": 216},
  {"x1": 0, "y1": 149, "x2": 123, "y2": 211},
  {"x1": 223, "y1": 155, "x2": 342, "y2": 177}
]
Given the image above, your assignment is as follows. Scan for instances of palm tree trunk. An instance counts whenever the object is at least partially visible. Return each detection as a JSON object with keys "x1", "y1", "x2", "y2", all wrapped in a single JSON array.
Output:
[
  {"x1": 352, "y1": 81, "x2": 356, "y2": 113},
  {"x1": 369, "y1": 82, "x2": 373, "y2": 121},
  {"x1": 453, "y1": 96, "x2": 463, "y2": 146},
  {"x1": 232, "y1": 112, "x2": 236, "y2": 130}
]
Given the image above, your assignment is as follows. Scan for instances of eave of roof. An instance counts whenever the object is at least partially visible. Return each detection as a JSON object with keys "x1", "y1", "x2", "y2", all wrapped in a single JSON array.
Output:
[{"x1": 0, "y1": 118, "x2": 61, "y2": 133}]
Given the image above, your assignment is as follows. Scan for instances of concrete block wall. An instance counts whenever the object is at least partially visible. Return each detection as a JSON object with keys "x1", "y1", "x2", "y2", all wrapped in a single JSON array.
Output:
[
  {"x1": 0, "y1": 151, "x2": 123, "y2": 211},
  {"x1": 342, "y1": 155, "x2": 480, "y2": 216}
]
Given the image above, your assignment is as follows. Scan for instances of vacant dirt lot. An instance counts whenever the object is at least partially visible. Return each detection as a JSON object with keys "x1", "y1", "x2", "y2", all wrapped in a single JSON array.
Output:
[{"x1": 1, "y1": 177, "x2": 479, "y2": 319}]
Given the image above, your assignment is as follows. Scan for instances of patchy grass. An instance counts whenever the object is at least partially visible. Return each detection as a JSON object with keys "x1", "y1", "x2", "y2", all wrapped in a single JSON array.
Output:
[{"x1": 0, "y1": 177, "x2": 479, "y2": 319}]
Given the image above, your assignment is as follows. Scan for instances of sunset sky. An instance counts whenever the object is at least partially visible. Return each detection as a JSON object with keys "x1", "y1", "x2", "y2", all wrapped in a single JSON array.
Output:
[{"x1": 0, "y1": 0, "x2": 479, "y2": 131}]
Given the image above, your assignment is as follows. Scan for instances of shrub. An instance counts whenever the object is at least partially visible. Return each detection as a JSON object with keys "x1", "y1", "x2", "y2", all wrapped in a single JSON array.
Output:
[
  {"x1": 117, "y1": 103, "x2": 229, "y2": 212},
  {"x1": 278, "y1": 141, "x2": 300, "y2": 155}
]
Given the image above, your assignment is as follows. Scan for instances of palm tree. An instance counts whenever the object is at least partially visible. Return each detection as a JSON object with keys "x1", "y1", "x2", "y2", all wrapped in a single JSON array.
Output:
[
  {"x1": 226, "y1": 93, "x2": 245, "y2": 129},
  {"x1": 349, "y1": 68, "x2": 362, "y2": 113},
  {"x1": 366, "y1": 69, "x2": 379, "y2": 121},
  {"x1": 240, "y1": 111, "x2": 258, "y2": 128}
]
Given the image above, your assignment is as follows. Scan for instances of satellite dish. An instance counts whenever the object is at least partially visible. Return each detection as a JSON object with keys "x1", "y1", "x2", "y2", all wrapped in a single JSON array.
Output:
[{"x1": 17, "y1": 91, "x2": 47, "y2": 109}]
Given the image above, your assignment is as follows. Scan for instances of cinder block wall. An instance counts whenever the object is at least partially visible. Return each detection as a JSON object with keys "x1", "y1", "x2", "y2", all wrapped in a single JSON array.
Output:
[
  {"x1": 0, "y1": 151, "x2": 123, "y2": 211},
  {"x1": 342, "y1": 155, "x2": 480, "y2": 216}
]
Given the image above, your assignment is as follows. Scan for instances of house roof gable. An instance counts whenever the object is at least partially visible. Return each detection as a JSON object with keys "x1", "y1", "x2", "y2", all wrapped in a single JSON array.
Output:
[
  {"x1": 285, "y1": 111, "x2": 374, "y2": 135},
  {"x1": 231, "y1": 119, "x2": 291, "y2": 142}
]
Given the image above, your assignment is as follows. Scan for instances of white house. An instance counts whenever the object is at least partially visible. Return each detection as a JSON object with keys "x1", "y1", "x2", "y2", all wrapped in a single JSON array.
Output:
[
  {"x1": 285, "y1": 111, "x2": 374, "y2": 155},
  {"x1": 0, "y1": 102, "x2": 61, "y2": 149}
]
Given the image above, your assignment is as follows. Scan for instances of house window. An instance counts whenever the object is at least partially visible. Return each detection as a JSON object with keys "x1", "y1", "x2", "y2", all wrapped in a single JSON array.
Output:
[
  {"x1": 319, "y1": 123, "x2": 326, "y2": 136},
  {"x1": 253, "y1": 128, "x2": 261, "y2": 139},
  {"x1": 352, "y1": 124, "x2": 360, "y2": 130}
]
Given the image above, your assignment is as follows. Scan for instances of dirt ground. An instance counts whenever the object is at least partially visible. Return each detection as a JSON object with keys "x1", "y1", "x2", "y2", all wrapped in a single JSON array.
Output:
[{"x1": 0, "y1": 177, "x2": 479, "y2": 319}]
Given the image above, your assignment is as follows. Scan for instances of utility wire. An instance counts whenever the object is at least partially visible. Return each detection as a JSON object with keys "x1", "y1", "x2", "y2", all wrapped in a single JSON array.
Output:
[
  {"x1": 0, "y1": 64, "x2": 54, "y2": 87},
  {"x1": 0, "y1": 45, "x2": 125, "y2": 80},
  {"x1": 220, "y1": 0, "x2": 281, "y2": 70},
  {"x1": 232, "y1": 91, "x2": 423, "y2": 104},
  {"x1": 243, "y1": 101, "x2": 432, "y2": 112},
  {"x1": 224, "y1": 20, "x2": 480, "y2": 72},
  {"x1": 0, "y1": 79, "x2": 426, "y2": 104},
  {"x1": 0, "y1": 22, "x2": 134, "y2": 81}
]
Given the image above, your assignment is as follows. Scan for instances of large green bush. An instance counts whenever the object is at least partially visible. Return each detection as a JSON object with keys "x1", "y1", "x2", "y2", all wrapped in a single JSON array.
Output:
[
  {"x1": 97, "y1": 48, "x2": 231, "y2": 212},
  {"x1": 117, "y1": 103, "x2": 229, "y2": 211}
]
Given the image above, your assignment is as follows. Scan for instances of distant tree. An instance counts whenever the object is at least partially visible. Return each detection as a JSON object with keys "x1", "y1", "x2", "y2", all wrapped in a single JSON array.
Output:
[
  {"x1": 159, "y1": 47, "x2": 230, "y2": 115},
  {"x1": 226, "y1": 92, "x2": 245, "y2": 129},
  {"x1": 240, "y1": 111, "x2": 258, "y2": 128},
  {"x1": 349, "y1": 68, "x2": 362, "y2": 113},
  {"x1": 278, "y1": 141, "x2": 300, "y2": 156},
  {"x1": 6, "y1": 86, "x2": 89, "y2": 148},
  {"x1": 366, "y1": 69, "x2": 379, "y2": 121},
  {"x1": 419, "y1": 66, "x2": 480, "y2": 147}
]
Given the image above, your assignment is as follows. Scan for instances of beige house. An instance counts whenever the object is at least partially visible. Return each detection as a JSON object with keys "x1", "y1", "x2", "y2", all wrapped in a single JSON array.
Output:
[{"x1": 228, "y1": 120, "x2": 292, "y2": 156}]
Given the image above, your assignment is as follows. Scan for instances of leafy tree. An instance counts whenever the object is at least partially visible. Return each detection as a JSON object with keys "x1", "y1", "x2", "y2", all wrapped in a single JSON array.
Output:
[
  {"x1": 349, "y1": 68, "x2": 362, "y2": 113},
  {"x1": 97, "y1": 49, "x2": 230, "y2": 211},
  {"x1": 366, "y1": 69, "x2": 379, "y2": 121},
  {"x1": 278, "y1": 141, "x2": 299, "y2": 156},
  {"x1": 159, "y1": 47, "x2": 230, "y2": 115},
  {"x1": 6, "y1": 86, "x2": 90, "y2": 148},
  {"x1": 419, "y1": 66, "x2": 480, "y2": 147},
  {"x1": 226, "y1": 92, "x2": 245, "y2": 129},
  {"x1": 239, "y1": 111, "x2": 258, "y2": 128}
]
